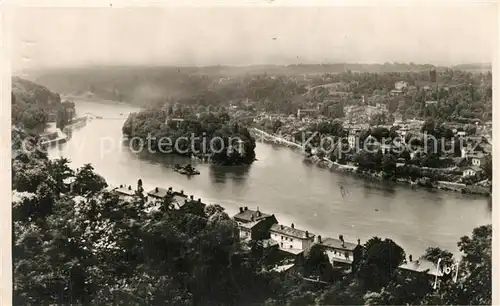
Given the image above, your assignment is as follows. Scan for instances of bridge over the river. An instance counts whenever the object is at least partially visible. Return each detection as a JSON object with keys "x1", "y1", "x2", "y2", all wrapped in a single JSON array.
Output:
[
  {"x1": 252, "y1": 128, "x2": 303, "y2": 149},
  {"x1": 84, "y1": 112, "x2": 129, "y2": 120}
]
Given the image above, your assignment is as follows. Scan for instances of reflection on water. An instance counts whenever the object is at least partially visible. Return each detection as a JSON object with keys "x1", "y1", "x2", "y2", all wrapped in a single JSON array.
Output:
[
  {"x1": 209, "y1": 164, "x2": 252, "y2": 186},
  {"x1": 48, "y1": 100, "x2": 491, "y2": 257},
  {"x1": 210, "y1": 166, "x2": 228, "y2": 185}
]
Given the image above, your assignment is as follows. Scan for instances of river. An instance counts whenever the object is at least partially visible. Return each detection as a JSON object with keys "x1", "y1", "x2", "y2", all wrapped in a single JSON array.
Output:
[{"x1": 48, "y1": 100, "x2": 491, "y2": 258}]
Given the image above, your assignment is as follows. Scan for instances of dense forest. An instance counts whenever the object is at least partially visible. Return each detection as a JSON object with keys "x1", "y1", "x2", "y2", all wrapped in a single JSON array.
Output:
[
  {"x1": 12, "y1": 76, "x2": 76, "y2": 132},
  {"x1": 11, "y1": 76, "x2": 62, "y2": 131}
]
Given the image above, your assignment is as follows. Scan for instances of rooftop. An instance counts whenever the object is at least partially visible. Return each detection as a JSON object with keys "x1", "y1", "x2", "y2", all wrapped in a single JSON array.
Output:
[
  {"x1": 147, "y1": 187, "x2": 170, "y2": 198},
  {"x1": 238, "y1": 220, "x2": 262, "y2": 230},
  {"x1": 270, "y1": 224, "x2": 314, "y2": 240},
  {"x1": 271, "y1": 263, "x2": 295, "y2": 273},
  {"x1": 260, "y1": 238, "x2": 279, "y2": 248},
  {"x1": 63, "y1": 176, "x2": 76, "y2": 185},
  {"x1": 319, "y1": 237, "x2": 359, "y2": 251},
  {"x1": 233, "y1": 208, "x2": 273, "y2": 223},
  {"x1": 465, "y1": 166, "x2": 483, "y2": 172},
  {"x1": 172, "y1": 194, "x2": 189, "y2": 207},
  {"x1": 278, "y1": 247, "x2": 306, "y2": 255},
  {"x1": 325, "y1": 251, "x2": 353, "y2": 264},
  {"x1": 114, "y1": 186, "x2": 136, "y2": 197},
  {"x1": 469, "y1": 152, "x2": 486, "y2": 159},
  {"x1": 399, "y1": 258, "x2": 443, "y2": 277}
]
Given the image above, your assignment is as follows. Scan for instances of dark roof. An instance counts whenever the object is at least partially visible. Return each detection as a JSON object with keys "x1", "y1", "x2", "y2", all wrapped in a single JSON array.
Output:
[
  {"x1": 238, "y1": 220, "x2": 261, "y2": 230},
  {"x1": 399, "y1": 258, "x2": 442, "y2": 276},
  {"x1": 469, "y1": 152, "x2": 485, "y2": 159},
  {"x1": 233, "y1": 209, "x2": 272, "y2": 223},
  {"x1": 147, "y1": 187, "x2": 169, "y2": 198},
  {"x1": 319, "y1": 237, "x2": 358, "y2": 251},
  {"x1": 270, "y1": 224, "x2": 314, "y2": 240},
  {"x1": 172, "y1": 195, "x2": 189, "y2": 207},
  {"x1": 466, "y1": 166, "x2": 483, "y2": 172},
  {"x1": 63, "y1": 176, "x2": 76, "y2": 185}
]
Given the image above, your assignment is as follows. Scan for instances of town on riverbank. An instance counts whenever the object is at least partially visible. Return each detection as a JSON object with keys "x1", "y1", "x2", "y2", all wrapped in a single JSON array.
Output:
[
  {"x1": 11, "y1": 64, "x2": 493, "y2": 305},
  {"x1": 239, "y1": 73, "x2": 492, "y2": 196}
]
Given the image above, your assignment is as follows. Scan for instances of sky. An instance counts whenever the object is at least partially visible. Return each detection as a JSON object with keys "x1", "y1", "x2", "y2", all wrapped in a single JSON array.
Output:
[{"x1": 8, "y1": 3, "x2": 498, "y2": 72}]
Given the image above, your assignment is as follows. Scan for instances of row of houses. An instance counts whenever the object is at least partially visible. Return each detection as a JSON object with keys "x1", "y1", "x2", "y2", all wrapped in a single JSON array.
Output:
[
  {"x1": 343, "y1": 121, "x2": 491, "y2": 179},
  {"x1": 55, "y1": 179, "x2": 449, "y2": 282},
  {"x1": 111, "y1": 184, "x2": 206, "y2": 213},
  {"x1": 232, "y1": 206, "x2": 442, "y2": 278}
]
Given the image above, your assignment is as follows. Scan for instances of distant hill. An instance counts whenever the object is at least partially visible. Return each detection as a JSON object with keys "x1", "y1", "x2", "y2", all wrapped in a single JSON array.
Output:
[
  {"x1": 11, "y1": 76, "x2": 62, "y2": 131},
  {"x1": 12, "y1": 76, "x2": 61, "y2": 107},
  {"x1": 21, "y1": 63, "x2": 442, "y2": 106}
]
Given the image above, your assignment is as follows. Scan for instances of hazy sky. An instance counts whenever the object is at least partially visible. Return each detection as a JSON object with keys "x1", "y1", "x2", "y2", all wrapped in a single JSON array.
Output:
[{"x1": 9, "y1": 4, "x2": 498, "y2": 71}]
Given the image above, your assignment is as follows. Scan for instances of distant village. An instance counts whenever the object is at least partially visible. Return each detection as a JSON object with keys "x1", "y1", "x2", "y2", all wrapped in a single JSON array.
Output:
[{"x1": 227, "y1": 76, "x2": 492, "y2": 195}]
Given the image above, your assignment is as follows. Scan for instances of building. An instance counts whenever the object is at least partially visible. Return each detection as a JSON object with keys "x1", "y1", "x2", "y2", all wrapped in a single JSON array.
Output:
[
  {"x1": 316, "y1": 235, "x2": 363, "y2": 268},
  {"x1": 375, "y1": 103, "x2": 388, "y2": 112},
  {"x1": 269, "y1": 223, "x2": 315, "y2": 255},
  {"x1": 113, "y1": 185, "x2": 136, "y2": 200},
  {"x1": 425, "y1": 101, "x2": 438, "y2": 107},
  {"x1": 461, "y1": 137, "x2": 490, "y2": 159},
  {"x1": 463, "y1": 166, "x2": 483, "y2": 177},
  {"x1": 470, "y1": 152, "x2": 486, "y2": 167},
  {"x1": 177, "y1": 195, "x2": 206, "y2": 214},
  {"x1": 146, "y1": 187, "x2": 195, "y2": 209},
  {"x1": 297, "y1": 108, "x2": 319, "y2": 120},
  {"x1": 394, "y1": 81, "x2": 408, "y2": 91},
  {"x1": 170, "y1": 192, "x2": 189, "y2": 208},
  {"x1": 233, "y1": 207, "x2": 278, "y2": 241},
  {"x1": 271, "y1": 263, "x2": 296, "y2": 274},
  {"x1": 347, "y1": 129, "x2": 361, "y2": 150},
  {"x1": 429, "y1": 69, "x2": 437, "y2": 83},
  {"x1": 62, "y1": 176, "x2": 76, "y2": 193},
  {"x1": 165, "y1": 117, "x2": 185, "y2": 128},
  {"x1": 399, "y1": 256, "x2": 443, "y2": 278},
  {"x1": 390, "y1": 89, "x2": 403, "y2": 96},
  {"x1": 147, "y1": 187, "x2": 171, "y2": 201}
]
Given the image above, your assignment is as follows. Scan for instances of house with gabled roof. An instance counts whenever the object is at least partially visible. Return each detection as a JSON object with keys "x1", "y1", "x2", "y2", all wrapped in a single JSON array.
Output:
[
  {"x1": 270, "y1": 223, "x2": 315, "y2": 255},
  {"x1": 315, "y1": 235, "x2": 364, "y2": 269},
  {"x1": 147, "y1": 187, "x2": 171, "y2": 200},
  {"x1": 113, "y1": 184, "x2": 136, "y2": 201},
  {"x1": 233, "y1": 207, "x2": 278, "y2": 241},
  {"x1": 399, "y1": 256, "x2": 443, "y2": 278},
  {"x1": 462, "y1": 165, "x2": 484, "y2": 178}
]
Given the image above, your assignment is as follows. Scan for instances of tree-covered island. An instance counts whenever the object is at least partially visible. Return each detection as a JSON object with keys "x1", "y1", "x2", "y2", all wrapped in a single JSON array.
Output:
[{"x1": 122, "y1": 104, "x2": 256, "y2": 166}]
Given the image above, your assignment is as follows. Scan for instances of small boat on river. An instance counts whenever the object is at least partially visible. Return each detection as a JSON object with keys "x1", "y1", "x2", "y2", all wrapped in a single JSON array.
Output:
[{"x1": 174, "y1": 164, "x2": 200, "y2": 176}]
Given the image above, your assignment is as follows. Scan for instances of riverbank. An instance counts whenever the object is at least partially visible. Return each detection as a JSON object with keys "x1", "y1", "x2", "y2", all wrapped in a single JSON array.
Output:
[
  {"x1": 62, "y1": 95, "x2": 136, "y2": 107},
  {"x1": 253, "y1": 127, "x2": 491, "y2": 197},
  {"x1": 303, "y1": 155, "x2": 491, "y2": 196}
]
